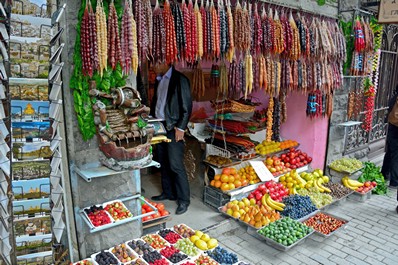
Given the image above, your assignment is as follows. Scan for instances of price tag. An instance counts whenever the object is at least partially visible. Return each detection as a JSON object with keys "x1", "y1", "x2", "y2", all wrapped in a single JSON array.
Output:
[{"x1": 249, "y1": 161, "x2": 274, "y2": 182}]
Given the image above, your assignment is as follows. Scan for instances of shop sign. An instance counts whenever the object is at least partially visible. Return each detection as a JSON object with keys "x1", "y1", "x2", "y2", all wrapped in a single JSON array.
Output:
[{"x1": 378, "y1": 0, "x2": 398, "y2": 23}]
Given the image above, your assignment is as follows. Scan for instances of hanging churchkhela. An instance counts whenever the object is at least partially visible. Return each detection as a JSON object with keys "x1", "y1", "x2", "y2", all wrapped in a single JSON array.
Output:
[
  {"x1": 108, "y1": 1, "x2": 121, "y2": 70},
  {"x1": 121, "y1": 0, "x2": 134, "y2": 74},
  {"x1": 134, "y1": 0, "x2": 152, "y2": 64},
  {"x1": 164, "y1": 0, "x2": 178, "y2": 64},
  {"x1": 152, "y1": 0, "x2": 166, "y2": 65},
  {"x1": 95, "y1": 0, "x2": 107, "y2": 77}
]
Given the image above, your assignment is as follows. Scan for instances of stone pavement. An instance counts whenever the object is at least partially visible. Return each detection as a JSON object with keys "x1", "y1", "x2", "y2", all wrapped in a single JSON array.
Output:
[{"x1": 202, "y1": 187, "x2": 398, "y2": 265}]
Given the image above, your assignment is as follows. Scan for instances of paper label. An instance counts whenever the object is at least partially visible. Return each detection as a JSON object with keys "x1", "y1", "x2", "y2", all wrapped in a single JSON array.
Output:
[{"x1": 249, "y1": 161, "x2": 274, "y2": 182}]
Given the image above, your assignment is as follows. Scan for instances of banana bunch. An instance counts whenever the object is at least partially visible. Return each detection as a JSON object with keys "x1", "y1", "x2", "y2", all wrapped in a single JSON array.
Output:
[
  {"x1": 313, "y1": 178, "x2": 331, "y2": 193},
  {"x1": 342, "y1": 176, "x2": 364, "y2": 190},
  {"x1": 262, "y1": 194, "x2": 285, "y2": 211}
]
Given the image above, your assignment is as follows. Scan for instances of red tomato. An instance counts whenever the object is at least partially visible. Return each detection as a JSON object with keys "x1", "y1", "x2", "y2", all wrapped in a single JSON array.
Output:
[
  {"x1": 153, "y1": 212, "x2": 161, "y2": 218},
  {"x1": 156, "y1": 203, "x2": 165, "y2": 211},
  {"x1": 160, "y1": 210, "x2": 169, "y2": 216}
]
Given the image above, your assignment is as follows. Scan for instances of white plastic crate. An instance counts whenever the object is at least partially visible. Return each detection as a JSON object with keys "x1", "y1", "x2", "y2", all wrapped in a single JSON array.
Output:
[{"x1": 206, "y1": 144, "x2": 231, "y2": 158}]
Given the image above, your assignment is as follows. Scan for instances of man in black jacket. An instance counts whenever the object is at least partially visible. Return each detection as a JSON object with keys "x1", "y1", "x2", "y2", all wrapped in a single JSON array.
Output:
[{"x1": 150, "y1": 64, "x2": 193, "y2": 215}]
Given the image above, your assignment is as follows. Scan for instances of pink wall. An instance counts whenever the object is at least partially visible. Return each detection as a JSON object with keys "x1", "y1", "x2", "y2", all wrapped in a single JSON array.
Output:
[{"x1": 280, "y1": 92, "x2": 329, "y2": 170}]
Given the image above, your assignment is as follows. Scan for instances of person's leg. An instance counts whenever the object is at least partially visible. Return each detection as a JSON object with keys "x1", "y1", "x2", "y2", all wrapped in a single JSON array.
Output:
[
  {"x1": 389, "y1": 136, "x2": 398, "y2": 187},
  {"x1": 381, "y1": 143, "x2": 390, "y2": 181},
  {"x1": 167, "y1": 132, "x2": 190, "y2": 206},
  {"x1": 155, "y1": 140, "x2": 175, "y2": 199}
]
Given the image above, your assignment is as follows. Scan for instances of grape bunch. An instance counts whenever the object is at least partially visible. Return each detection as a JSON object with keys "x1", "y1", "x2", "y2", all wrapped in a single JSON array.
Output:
[
  {"x1": 206, "y1": 246, "x2": 238, "y2": 265},
  {"x1": 281, "y1": 195, "x2": 317, "y2": 219}
]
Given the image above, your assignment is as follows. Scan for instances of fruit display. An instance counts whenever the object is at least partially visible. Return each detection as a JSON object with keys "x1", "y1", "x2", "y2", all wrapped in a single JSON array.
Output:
[
  {"x1": 279, "y1": 148, "x2": 312, "y2": 170},
  {"x1": 131, "y1": 258, "x2": 149, "y2": 265},
  {"x1": 158, "y1": 229, "x2": 182, "y2": 244},
  {"x1": 221, "y1": 198, "x2": 281, "y2": 228},
  {"x1": 174, "y1": 238, "x2": 201, "y2": 257},
  {"x1": 127, "y1": 240, "x2": 152, "y2": 256},
  {"x1": 281, "y1": 195, "x2": 318, "y2": 220},
  {"x1": 93, "y1": 250, "x2": 119, "y2": 265},
  {"x1": 148, "y1": 259, "x2": 169, "y2": 265},
  {"x1": 142, "y1": 250, "x2": 162, "y2": 264},
  {"x1": 205, "y1": 155, "x2": 233, "y2": 167},
  {"x1": 298, "y1": 169, "x2": 331, "y2": 193},
  {"x1": 255, "y1": 140, "x2": 298, "y2": 156},
  {"x1": 173, "y1": 224, "x2": 195, "y2": 238},
  {"x1": 189, "y1": 230, "x2": 218, "y2": 251},
  {"x1": 104, "y1": 201, "x2": 133, "y2": 221},
  {"x1": 210, "y1": 166, "x2": 260, "y2": 192},
  {"x1": 303, "y1": 213, "x2": 348, "y2": 236},
  {"x1": 142, "y1": 200, "x2": 170, "y2": 222},
  {"x1": 73, "y1": 260, "x2": 95, "y2": 265},
  {"x1": 342, "y1": 176, "x2": 365, "y2": 190},
  {"x1": 194, "y1": 255, "x2": 219, "y2": 265},
  {"x1": 264, "y1": 156, "x2": 290, "y2": 176},
  {"x1": 110, "y1": 243, "x2": 137, "y2": 263},
  {"x1": 329, "y1": 158, "x2": 363, "y2": 173},
  {"x1": 83, "y1": 205, "x2": 112, "y2": 227},
  {"x1": 206, "y1": 246, "x2": 238, "y2": 264},
  {"x1": 142, "y1": 234, "x2": 168, "y2": 250},
  {"x1": 279, "y1": 170, "x2": 307, "y2": 194},
  {"x1": 355, "y1": 181, "x2": 377, "y2": 194},
  {"x1": 258, "y1": 217, "x2": 313, "y2": 246},
  {"x1": 160, "y1": 246, "x2": 188, "y2": 263},
  {"x1": 297, "y1": 188, "x2": 333, "y2": 209},
  {"x1": 323, "y1": 182, "x2": 353, "y2": 200},
  {"x1": 248, "y1": 181, "x2": 289, "y2": 203},
  {"x1": 261, "y1": 194, "x2": 286, "y2": 212}
]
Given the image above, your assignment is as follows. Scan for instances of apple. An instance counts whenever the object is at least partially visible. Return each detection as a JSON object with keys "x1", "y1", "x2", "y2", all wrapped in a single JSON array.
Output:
[
  {"x1": 281, "y1": 154, "x2": 286, "y2": 159},
  {"x1": 371, "y1": 181, "x2": 377, "y2": 187},
  {"x1": 255, "y1": 193, "x2": 263, "y2": 201},
  {"x1": 248, "y1": 193, "x2": 254, "y2": 199}
]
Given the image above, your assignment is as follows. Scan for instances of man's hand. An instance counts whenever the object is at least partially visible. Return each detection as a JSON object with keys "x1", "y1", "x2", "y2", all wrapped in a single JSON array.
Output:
[{"x1": 175, "y1": 127, "x2": 185, "y2": 142}]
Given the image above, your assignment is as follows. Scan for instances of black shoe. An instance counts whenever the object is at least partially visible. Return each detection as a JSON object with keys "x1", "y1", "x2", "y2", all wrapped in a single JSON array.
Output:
[
  {"x1": 151, "y1": 193, "x2": 177, "y2": 201},
  {"x1": 396, "y1": 206, "x2": 398, "y2": 214},
  {"x1": 176, "y1": 203, "x2": 189, "y2": 215}
]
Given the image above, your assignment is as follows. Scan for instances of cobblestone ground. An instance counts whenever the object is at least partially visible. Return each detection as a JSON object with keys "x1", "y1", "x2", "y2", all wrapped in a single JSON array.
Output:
[{"x1": 203, "y1": 188, "x2": 398, "y2": 265}]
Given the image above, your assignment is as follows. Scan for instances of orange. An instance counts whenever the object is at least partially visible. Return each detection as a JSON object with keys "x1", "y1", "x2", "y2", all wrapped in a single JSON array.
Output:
[
  {"x1": 230, "y1": 168, "x2": 237, "y2": 175},
  {"x1": 210, "y1": 180, "x2": 215, "y2": 186},
  {"x1": 229, "y1": 183, "x2": 236, "y2": 190},
  {"x1": 242, "y1": 179, "x2": 249, "y2": 186},
  {"x1": 221, "y1": 174, "x2": 229, "y2": 183},
  {"x1": 221, "y1": 183, "x2": 230, "y2": 191},
  {"x1": 228, "y1": 176, "x2": 235, "y2": 183},
  {"x1": 234, "y1": 180, "x2": 242, "y2": 188},
  {"x1": 222, "y1": 168, "x2": 231, "y2": 175},
  {"x1": 214, "y1": 180, "x2": 222, "y2": 188},
  {"x1": 214, "y1": 175, "x2": 221, "y2": 181}
]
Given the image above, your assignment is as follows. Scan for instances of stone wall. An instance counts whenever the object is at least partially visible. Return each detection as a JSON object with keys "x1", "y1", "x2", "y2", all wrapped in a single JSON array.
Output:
[{"x1": 59, "y1": 0, "x2": 142, "y2": 260}]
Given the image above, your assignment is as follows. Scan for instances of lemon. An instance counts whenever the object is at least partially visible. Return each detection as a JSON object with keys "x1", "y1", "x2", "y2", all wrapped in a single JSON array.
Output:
[
  {"x1": 207, "y1": 238, "x2": 218, "y2": 249},
  {"x1": 190, "y1": 235, "x2": 200, "y2": 243},
  {"x1": 195, "y1": 230, "x2": 203, "y2": 238},
  {"x1": 201, "y1": 234, "x2": 210, "y2": 242},
  {"x1": 195, "y1": 239, "x2": 208, "y2": 250},
  {"x1": 322, "y1": 176, "x2": 330, "y2": 183}
]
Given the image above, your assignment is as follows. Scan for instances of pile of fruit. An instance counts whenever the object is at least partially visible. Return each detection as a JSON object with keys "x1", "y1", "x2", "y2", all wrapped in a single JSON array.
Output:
[
  {"x1": 110, "y1": 243, "x2": 137, "y2": 263},
  {"x1": 142, "y1": 234, "x2": 168, "y2": 250},
  {"x1": 205, "y1": 155, "x2": 233, "y2": 166},
  {"x1": 255, "y1": 140, "x2": 298, "y2": 156},
  {"x1": 330, "y1": 157, "x2": 363, "y2": 173},
  {"x1": 279, "y1": 148, "x2": 312, "y2": 170},
  {"x1": 142, "y1": 200, "x2": 170, "y2": 222},
  {"x1": 195, "y1": 255, "x2": 219, "y2": 265},
  {"x1": 173, "y1": 224, "x2": 195, "y2": 238},
  {"x1": 258, "y1": 217, "x2": 313, "y2": 246},
  {"x1": 303, "y1": 213, "x2": 347, "y2": 235},
  {"x1": 174, "y1": 238, "x2": 201, "y2": 257},
  {"x1": 281, "y1": 195, "x2": 318, "y2": 220},
  {"x1": 210, "y1": 166, "x2": 260, "y2": 191},
  {"x1": 159, "y1": 246, "x2": 188, "y2": 263},
  {"x1": 298, "y1": 170, "x2": 331, "y2": 192},
  {"x1": 342, "y1": 176, "x2": 376, "y2": 193},
  {"x1": 84, "y1": 205, "x2": 112, "y2": 227},
  {"x1": 142, "y1": 250, "x2": 162, "y2": 264},
  {"x1": 297, "y1": 188, "x2": 333, "y2": 209},
  {"x1": 127, "y1": 240, "x2": 152, "y2": 256},
  {"x1": 94, "y1": 251, "x2": 119, "y2": 265},
  {"x1": 264, "y1": 155, "x2": 290, "y2": 176},
  {"x1": 104, "y1": 201, "x2": 132, "y2": 221},
  {"x1": 189, "y1": 230, "x2": 218, "y2": 251},
  {"x1": 131, "y1": 259, "x2": 149, "y2": 265},
  {"x1": 323, "y1": 182, "x2": 353, "y2": 200},
  {"x1": 158, "y1": 229, "x2": 182, "y2": 244},
  {"x1": 206, "y1": 246, "x2": 239, "y2": 264},
  {"x1": 248, "y1": 181, "x2": 289, "y2": 203}
]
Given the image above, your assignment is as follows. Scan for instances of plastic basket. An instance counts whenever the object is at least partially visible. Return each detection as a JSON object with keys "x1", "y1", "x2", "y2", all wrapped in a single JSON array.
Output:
[
  {"x1": 206, "y1": 144, "x2": 231, "y2": 159},
  {"x1": 203, "y1": 186, "x2": 230, "y2": 209}
]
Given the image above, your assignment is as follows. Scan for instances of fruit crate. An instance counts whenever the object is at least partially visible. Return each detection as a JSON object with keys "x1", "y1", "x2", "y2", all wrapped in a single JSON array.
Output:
[
  {"x1": 255, "y1": 228, "x2": 314, "y2": 252},
  {"x1": 348, "y1": 188, "x2": 373, "y2": 202},
  {"x1": 72, "y1": 258, "x2": 96, "y2": 265},
  {"x1": 204, "y1": 186, "x2": 231, "y2": 209},
  {"x1": 302, "y1": 212, "x2": 349, "y2": 238},
  {"x1": 109, "y1": 244, "x2": 139, "y2": 264},
  {"x1": 82, "y1": 204, "x2": 115, "y2": 228}
]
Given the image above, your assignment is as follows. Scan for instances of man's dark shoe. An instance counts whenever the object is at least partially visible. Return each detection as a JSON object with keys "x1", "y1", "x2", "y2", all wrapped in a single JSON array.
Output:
[
  {"x1": 176, "y1": 203, "x2": 189, "y2": 215},
  {"x1": 396, "y1": 206, "x2": 398, "y2": 214},
  {"x1": 151, "y1": 193, "x2": 176, "y2": 201}
]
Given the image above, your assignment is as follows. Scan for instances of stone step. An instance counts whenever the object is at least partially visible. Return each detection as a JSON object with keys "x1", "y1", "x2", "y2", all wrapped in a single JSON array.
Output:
[
  {"x1": 368, "y1": 139, "x2": 386, "y2": 160},
  {"x1": 370, "y1": 152, "x2": 385, "y2": 167}
]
